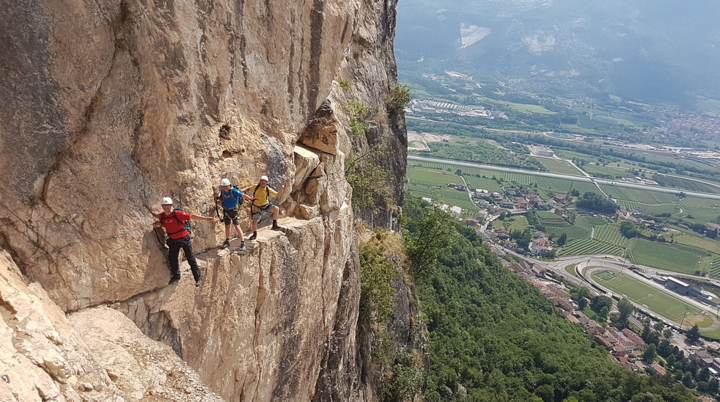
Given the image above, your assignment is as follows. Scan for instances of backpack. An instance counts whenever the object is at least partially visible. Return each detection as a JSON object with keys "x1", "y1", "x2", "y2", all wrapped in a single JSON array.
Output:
[
  {"x1": 219, "y1": 185, "x2": 243, "y2": 208},
  {"x1": 159, "y1": 208, "x2": 192, "y2": 236}
]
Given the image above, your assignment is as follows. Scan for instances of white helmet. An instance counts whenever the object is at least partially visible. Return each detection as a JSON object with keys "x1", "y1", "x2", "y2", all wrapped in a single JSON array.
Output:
[
  {"x1": 260, "y1": 175, "x2": 269, "y2": 182},
  {"x1": 162, "y1": 197, "x2": 173, "y2": 205},
  {"x1": 221, "y1": 178, "x2": 231, "y2": 186}
]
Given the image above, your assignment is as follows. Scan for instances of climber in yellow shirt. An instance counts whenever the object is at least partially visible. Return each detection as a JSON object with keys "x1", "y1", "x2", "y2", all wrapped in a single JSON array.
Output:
[{"x1": 242, "y1": 175, "x2": 286, "y2": 240}]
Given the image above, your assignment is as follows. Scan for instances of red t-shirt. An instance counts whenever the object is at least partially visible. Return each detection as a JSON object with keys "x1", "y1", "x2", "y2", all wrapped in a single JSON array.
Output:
[{"x1": 160, "y1": 210, "x2": 190, "y2": 239}]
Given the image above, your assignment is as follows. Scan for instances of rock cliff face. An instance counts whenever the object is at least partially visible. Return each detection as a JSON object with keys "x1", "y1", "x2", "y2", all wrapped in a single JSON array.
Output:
[
  {"x1": 0, "y1": 0, "x2": 405, "y2": 401},
  {"x1": 0, "y1": 250, "x2": 223, "y2": 401}
]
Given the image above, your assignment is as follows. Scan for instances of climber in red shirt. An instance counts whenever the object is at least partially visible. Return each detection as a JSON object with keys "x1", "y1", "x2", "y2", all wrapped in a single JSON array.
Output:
[{"x1": 154, "y1": 197, "x2": 214, "y2": 287}]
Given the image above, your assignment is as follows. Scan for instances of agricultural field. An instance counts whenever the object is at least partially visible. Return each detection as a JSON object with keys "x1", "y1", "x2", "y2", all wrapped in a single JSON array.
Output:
[
  {"x1": 670, "y1": 233, "x2": 720, "y2": 255},
  {"x1": 537, "y1": 212, "x2": 570, "y2": 227},
  {"x1": 408, "y1": 160, "x2": 720, "y2": 274},
  {"x1": 578, "y1": 216, "x2": 610, "y2": 227},
  {"x1": 602, "y1": 186, "x2": 680, "y2": 204},
  {"x1": 581, "y1": 163, "x2": 635, "y2": 179},
  {"x1": 509, "y1": 216, "x2": 529, "y2": 232},
  {"x1": 679, "y1": 197, "x2": 720, "y2": 222},
  {"x1": 463, "y1": 176, "x2": 504, "y2": 193},
  {"x1": 709, "y1": 255, "x2": 720, "y2": 278},
  {"x1": 594, "y1": 224, "x2": 629, "y2": 248},
  {"x1": 653, "y1": 175, "x2": 720, "y2": 194},
  {"x1": 568, "y1": 181, "x2": 602, "y2": 196},
  {"x1": 405, "y1": 168, "x2": 479, "y2": 213},
  {"x1": 406, "y1": 168, "x2": 459, "y2": 187},
  {"x1": 591, "y1": 271, "x2": 705, "y2": 325},
  {"x1": 495, "y1": 216, "x2": 529, "y2": 232},
  {"x1": 627, "y1": 239, "x2": 708, "y2": 275},
  {"x1": 615, "y1": 200, "x2": 680, "y2": 216},
  {"x1": 545, "y1": 225, "x2": 592, "y2": 242},
  {"x1": 406, "y1": 184, "x2": 479, "y2": 214},
  {"x1": 535, "y1": 158, "x2": 582, "y2": 176},
  {"x1": 557, "y1": 238, "x2": 624, "y2": 257}
]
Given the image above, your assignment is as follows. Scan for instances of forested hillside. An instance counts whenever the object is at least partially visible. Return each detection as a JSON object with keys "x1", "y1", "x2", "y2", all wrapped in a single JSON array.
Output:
[{"x1": 402, "y1": 197, "x2": 696, "y2": 402}]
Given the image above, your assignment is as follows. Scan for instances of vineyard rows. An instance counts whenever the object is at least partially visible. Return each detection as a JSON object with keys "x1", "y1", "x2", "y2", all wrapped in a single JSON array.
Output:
[
  {"x1": 545, "y1": 225, "x2": 591, "y2": 241},
  {"x1": 594, "y1": 225, "x2": 629, "y2": 248},
  {"x1": 679, "y1": 197, "x2": 720, "y2": 209},
  {"x1": 463, "y1": 176, "x2": 503, "y2": 193},
  {"x1": 569, "y1": 182, "x2": 602, "y2": 195},
  {"x1": 602, "y1": 186, "x2": 679, "y2": 204},
  {"x1": 710, "y1": 255, "x2": 720, "y2": 278},
  {"x1": 616, "y1": 200, "x2": 680, "y2": 215},
  {"x1": 557, "y1": 238, "x2": 624, "y2": 257},
  {"x1": 538, "y1": 215, "x2": 570, "y2": 227}
]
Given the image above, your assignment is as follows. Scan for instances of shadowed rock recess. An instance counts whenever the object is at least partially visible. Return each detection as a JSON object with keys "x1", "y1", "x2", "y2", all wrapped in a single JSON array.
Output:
[{"x1": 0, "y1": 0, "x2": 406, "y2": 401}]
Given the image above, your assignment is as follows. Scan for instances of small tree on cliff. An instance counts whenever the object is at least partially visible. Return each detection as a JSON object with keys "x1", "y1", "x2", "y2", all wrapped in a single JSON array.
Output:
[
  {"x1": 386, "y1": 85, "x2": 411, "y2": 116},
  {"x1": 345, "y1": 101, "x2": 393, "y2": 212}
]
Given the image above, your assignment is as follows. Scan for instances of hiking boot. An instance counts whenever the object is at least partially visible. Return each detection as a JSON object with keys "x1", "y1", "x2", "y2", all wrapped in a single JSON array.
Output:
[
  {"x1": 169, "y1": 275, "x2": 180, "y2": 285},
  {"x1": 271, "y1": 223, "x2": 283, "y2": 231},
  {"x1": 195, "y1": 279, "x2": 202, "y2": 287},
  {"x1": 239, "y1": 242, "x2": 246, "y2": 251},
  {"x1": 248, "y1": 232, "x2": 257, "y2": 241},
  {"x1": 222, "y1": 239, "x2": 230, "y2": 249}
]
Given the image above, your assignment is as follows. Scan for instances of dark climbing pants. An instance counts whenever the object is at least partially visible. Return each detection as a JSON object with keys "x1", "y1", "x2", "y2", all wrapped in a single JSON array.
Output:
[{"x1": 167, "y1": 235, "x2": 201, "y2": 281}]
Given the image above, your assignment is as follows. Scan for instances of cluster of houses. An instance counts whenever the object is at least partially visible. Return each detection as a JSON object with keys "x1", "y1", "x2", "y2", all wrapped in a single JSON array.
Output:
[
  {"x1": 615, "y1": 205, "x2": 657, "y2": 227},
  {"x1": 496, "y1": 230, "x2": 720, "y2": 387},
  {"x1": 485, "y1": 226, "x2": 555, "y2": 256},
  {"x1": 579, "y1": 316, "x2": 647, "y2": 357},
  {"x1": 473, "y1": 186, "x2": 557, "y2": 211},
  {"x1": 446, "y1": 183, "x2": 467, "y2": 192},
  {"x1": 688, "y1": 349, "x2": 720, "y2": 378},
  {"x1": 529, "y1": 237, "x2": 553, "y2": 256},
  {"x1": 508, "y1": 261, "x2": 648, "y2": 358}
]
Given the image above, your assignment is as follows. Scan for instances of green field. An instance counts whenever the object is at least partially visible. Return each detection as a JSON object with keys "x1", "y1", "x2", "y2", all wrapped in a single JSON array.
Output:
[
  {"x1": 558, "y1": 238, "x2": 624, "y2": 257},
  {"x1": 672, "y1": 233, "x2": 720, "y2": 255},
  {"x1": 575, "y1": 216, "x2": 609, "y2": 228},
  {"x1": 679, "y1": 197, "x2": 720, "y2": 222},
  {"x1": 407, "y1": 168, "x2": 460, "y2": 187},
  {"x1": 627, "y1": 239, "x2": 707, "y2": 275},
  {"x1": 509, "y1": 216, "x2": 529, "y2": 232},
  {"x1": 546, "y1": 225, "x2": 592, "y2": 242},
  {"x1": 594, "y1": 224, "x2": 629, "y2": 248},
  {"x1": 591, "y1": 271, "x2": 704, "y2": 324},
  {"x1": 581, "y1": 164, "x2": 635, "y2": 179},
  {"x1": 405, "y1": 168, "x2": 479, "y2": 213},
  {"x1": 602, "y1": 186, "x2": 680, "y2": 204},
  {"x1": 537, "y1": 213, "x2": 570, "y2": 226},
  {"x1": 535, "y1": 158, "x2": 582, "y2": 176},
  {"x1": 615, "y1": 200, "x2": 680, "y2": 216},
  {"x1": 463, "y1": 176, "x2": 504, "y2": 193}
]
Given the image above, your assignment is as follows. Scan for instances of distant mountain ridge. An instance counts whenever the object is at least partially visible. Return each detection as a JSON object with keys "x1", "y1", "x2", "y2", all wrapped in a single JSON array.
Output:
[{"x1": 396, "y1": 0, "x2": 720, "y2": 107}]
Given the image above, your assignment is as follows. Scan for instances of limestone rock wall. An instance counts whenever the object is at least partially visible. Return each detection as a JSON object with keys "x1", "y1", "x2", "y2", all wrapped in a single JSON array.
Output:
[
  {"x1": 113, "y1": 206, "x2": 362, "y2": 401},
  {"x1": 0, "y1": 250, "x2": 223, "y2": 402},
  {"x1": 0, "y1": 0, "x2": 402, "y2": 312}
]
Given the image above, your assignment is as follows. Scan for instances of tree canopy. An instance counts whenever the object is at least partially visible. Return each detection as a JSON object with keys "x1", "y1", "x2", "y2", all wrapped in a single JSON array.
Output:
[{"x1": 402, "y1": 196, "x2": 695, "y2": 402}]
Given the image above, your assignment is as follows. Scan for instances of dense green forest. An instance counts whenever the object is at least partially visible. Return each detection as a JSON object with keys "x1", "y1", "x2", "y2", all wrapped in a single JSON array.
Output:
[{"x1": 402, "y1": 196, "x2": 696, "y2": 402}]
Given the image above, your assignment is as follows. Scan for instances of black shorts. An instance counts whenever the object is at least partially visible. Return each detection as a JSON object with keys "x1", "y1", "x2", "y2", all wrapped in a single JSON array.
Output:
[{"x1": 223, "y1": 208, "x2": 240, "y2": 225}]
